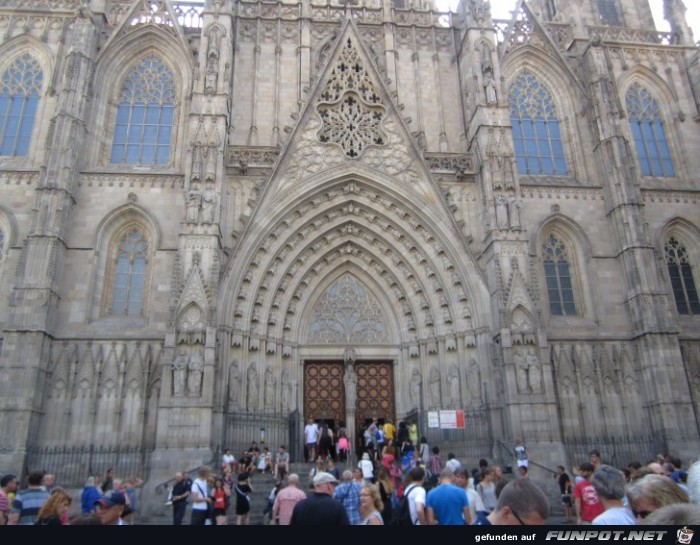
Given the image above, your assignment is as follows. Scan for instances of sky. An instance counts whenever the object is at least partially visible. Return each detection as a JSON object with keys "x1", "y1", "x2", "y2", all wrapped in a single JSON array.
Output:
[{"x1": 435, "y1": 0, "x2": 699, "y2": 41}]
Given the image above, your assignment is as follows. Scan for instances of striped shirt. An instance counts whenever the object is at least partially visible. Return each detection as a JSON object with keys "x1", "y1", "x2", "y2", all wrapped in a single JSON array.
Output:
[{"x1": 11, "y1": 487, "x2": 50, "y2": 525}]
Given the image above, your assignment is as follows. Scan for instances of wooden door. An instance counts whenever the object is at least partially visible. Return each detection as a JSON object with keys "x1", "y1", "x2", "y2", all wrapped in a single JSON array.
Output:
[{"x1": 303, "y1": 361, "x2": 345, "y2": 425}]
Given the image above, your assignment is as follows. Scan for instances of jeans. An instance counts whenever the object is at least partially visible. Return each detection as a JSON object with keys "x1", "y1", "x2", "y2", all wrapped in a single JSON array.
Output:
[{"x1": 173, "y1": 501, "x2": 187, "y2": 525}]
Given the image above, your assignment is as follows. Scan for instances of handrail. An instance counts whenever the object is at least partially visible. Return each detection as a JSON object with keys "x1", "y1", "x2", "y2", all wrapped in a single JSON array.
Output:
[{"x1": 153, "y1": 446, "x2": 220, "y2": 496}]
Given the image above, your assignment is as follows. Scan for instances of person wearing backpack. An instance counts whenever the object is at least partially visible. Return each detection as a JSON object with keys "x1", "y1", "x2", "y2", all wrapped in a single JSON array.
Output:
[{"x1": 391, "y1": 466, "x2": 426, "y2": 525}]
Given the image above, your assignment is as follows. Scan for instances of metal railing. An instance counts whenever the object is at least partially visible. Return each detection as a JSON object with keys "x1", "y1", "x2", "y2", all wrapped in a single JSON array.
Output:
[
  {"x1": 23, "y1": 444, "x2": 153, "y2": 488},
  {"x1": 564, "y1": 435, "x2": 667, "y2": 469},
  {"x1": 223, "y1": 409, "x2": 300, "y2": 463}
]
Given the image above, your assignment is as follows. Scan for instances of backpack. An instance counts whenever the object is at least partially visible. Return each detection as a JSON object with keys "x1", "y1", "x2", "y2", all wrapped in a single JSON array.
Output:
[{"x1": 389, "y1": 484, "x2": 417, "y2": 526}]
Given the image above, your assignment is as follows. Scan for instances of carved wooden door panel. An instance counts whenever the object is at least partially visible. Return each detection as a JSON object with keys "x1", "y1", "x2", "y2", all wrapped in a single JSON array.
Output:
[
  {"x1": 303, "y1": 361, "x2": 345, "y2": 425},
  {"x1": 355, "y1": 361, "x2": 395, "y2": 431}
]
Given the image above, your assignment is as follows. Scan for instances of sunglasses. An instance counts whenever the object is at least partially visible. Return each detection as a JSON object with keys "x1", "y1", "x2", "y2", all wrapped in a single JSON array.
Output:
[
  {"x1": 510, "y1": 508, "x2": 527, "y2": 525},
  {"x1": 632, "y1": 509, "x2": 652, "y2": 519}
]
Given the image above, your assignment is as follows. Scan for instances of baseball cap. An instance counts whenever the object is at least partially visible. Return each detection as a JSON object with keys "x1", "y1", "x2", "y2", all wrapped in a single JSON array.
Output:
[
  {"x1": 312, "y1": 472, "x2": 339, "y2": 486},
  {"x1": 95, "y1": 489, "x2": 127, "y2": 508}
]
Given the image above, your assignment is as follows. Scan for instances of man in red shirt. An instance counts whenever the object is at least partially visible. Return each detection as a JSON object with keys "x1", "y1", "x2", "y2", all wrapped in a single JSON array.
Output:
[{"x1": 574, "y1": 462, "x2": 604, "y2": 524}]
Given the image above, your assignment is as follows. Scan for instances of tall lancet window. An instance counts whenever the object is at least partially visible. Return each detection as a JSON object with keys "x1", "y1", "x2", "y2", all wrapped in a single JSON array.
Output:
[
  {"x1": 665, "y1": 237, "x2": 700, "y2": 315},
  {"x1": 111, "y1": 228, "x2": 148, "y2": 316},
  {"x1": 543, "y1": 234, "x2": 577, "y2": 316},
  {"x1": 508, "y1": 72, "x2": 567, "y2": 176},
  {"x1": 0, "y1": 54, "x2": 43, "y2": 156},
  {"x1": 110, "y1": 54, "x2": 176, "y2": 165},
  {"x1": 626, "y1": 82, "x2": 674, "y2": 177}
]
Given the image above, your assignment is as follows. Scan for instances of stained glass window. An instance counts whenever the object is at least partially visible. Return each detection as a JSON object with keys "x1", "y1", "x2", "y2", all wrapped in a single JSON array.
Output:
[
  {"x1": 111, "y1": 228, "x2": 148, "y2": 316},
  {"x1": 626, "y1": 82, "x2": 674, "y2": 177},
  {"x1": 0, "y1": 54, "x2": 43, "y2": 156},
  {"x1": 543, "y1": 234, "x2": 577, "y2": 316},
  {"x1": 665, "y1": 237, "x2": 700, "y2": 315},
  {"x1": 110, "y1": 54, "x2": 176, "y2": 165},
  {"x1": 508, "y1": 72, "x2": 567, "y2": 176}
]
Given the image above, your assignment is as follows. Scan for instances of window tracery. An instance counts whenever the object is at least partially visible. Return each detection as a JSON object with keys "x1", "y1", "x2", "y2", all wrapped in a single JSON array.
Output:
[
  {"x1": 508, "y1": 71, "x2": 566, "y2": 176},
  {"x1": 110, "y1": 228, "x2": 148, "y2": 316},
  {"x1": 543, "y1": 234, "x2": 577, "y2": 316},
  {"x1": 665, "y1": 236, "x2": 700, "y2": 315},
  {"x1": 110, "y1": 53, "x2": 176, "y2": 165},
  {"x1": 0, "y1": 53, "x2": 43, "y2": 157},
  {"x1": 625, "y1": 82, "x2": 674, "y2": 178}
]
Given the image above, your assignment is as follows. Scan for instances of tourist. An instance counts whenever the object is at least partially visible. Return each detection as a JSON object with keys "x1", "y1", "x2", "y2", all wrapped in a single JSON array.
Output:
[
  {"x1": 591, "y1": 465, "x2": 635, "y2": 524},
  {"x1": 474, "y1": 479, "x2": 549, "y2": 525},
  {"x1": 333, "y1": 469, "x2": 361, "y2": 525},
  {"x1": 358, "y1": 483, "x2": 384, "y2": 525},
  {"x1": 290, "y1": 472, "x2": 349, "y2": 525},
  {"x1": 272, "y1": 473, "x2": 306, "y2": 525},
  {"x1": 426, "y1": 469, "x2": 470, "y2": 525}
]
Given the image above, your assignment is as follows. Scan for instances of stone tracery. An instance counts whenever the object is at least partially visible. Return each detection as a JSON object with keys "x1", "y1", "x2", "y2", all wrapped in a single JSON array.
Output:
[{"x1": 316, "y1": 38, "x2": 387, "y2": 158}]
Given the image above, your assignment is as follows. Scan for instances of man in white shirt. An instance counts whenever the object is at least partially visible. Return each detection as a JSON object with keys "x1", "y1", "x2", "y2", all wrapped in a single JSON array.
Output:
[
  {"x1": 190, "y1": 465, "x2": 212, "y2": 526},
  {"x1": 455, "y1": 469, "x2": 485, "y2": 523},
  {"x1": 304, "y1": 418, "x2": 319, "y2": 462},
  {"x1": 446, "y1": 453, "x2": 462, "y2": 474},
  {"x1": 406, "y1": 466, "x2": 427, "y2": 525}
]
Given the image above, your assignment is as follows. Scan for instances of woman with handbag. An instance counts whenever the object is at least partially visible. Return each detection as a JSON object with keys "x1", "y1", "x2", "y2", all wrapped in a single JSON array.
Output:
[{"x1": 235, "y1": 473, "x2": 253, "y2": 526}]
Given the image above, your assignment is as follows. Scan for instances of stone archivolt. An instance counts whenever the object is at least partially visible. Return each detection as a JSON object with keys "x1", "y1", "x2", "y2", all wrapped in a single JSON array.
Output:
[{"x1": 226, "y1": 178, "x2": 480, "y2": 346}]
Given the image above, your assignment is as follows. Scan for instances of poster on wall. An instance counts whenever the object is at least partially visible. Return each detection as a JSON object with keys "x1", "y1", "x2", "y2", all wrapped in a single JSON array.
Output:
[
  {"x1": 439, "y1": 410, "x2": 465, "y2": 429},
  {"x1": 428, "y1": 411, "x2": 440, "y2": 428}
]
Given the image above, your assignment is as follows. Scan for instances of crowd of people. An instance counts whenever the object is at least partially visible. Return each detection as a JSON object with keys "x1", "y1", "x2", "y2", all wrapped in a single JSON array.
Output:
[
  {"x1": 0, "y1": 468, "x2": 144, "y2": 525},
  {"x1": 2, "y1": 423, "x2": 699, "y2": 525}
]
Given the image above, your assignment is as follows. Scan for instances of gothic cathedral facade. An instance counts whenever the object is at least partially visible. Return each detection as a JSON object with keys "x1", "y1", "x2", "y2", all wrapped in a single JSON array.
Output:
[{"x1": 0, "y1": 0, "x2": 699, "y2": 494}]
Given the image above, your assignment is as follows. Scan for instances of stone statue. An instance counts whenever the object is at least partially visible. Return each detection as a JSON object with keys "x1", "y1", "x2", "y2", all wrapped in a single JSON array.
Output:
[
  {"x1": 467, "y1": 359, "x2": 481, "y2": 405},
  {"x1": 510, "y1": 198, "x2": 521, "y2": 229},
  {"x1": 448, "y1": 364, "x2": 460, "y2": 407},
  {"x1": 228, "y1": 360, "x2": 240, "y2": 407},
  {"x1": 484, "y1": 72, "x2": 497, "y2": 104},
  {"x1": 187, "y1": 350, "x2": 203, "y2": 396},
  {"x1": 205, "y1": 146, "x2": 217, "y2": 182},
  {"x1": 205, "y1": 59, "x2": 218, "y2": 94},
  {"x1": 172, "y1": 349, "x2": 189, "y2": 396},
  {"x1": 429, "y1": 366, "x2": 441, "y2": 407},
  {"x1": 201, "y1": 188, "x2": 217, "y2": 223},
  {"x1": 281, "y1": 369, "x2": 291, "y2": 411},
  {"x1": 514, "y1": 350, "x2": 529, "y2": 393},
  {"x1": 247, "y1": 365, "x2": 258, "y2": 409},
  {"x1": 343, "y1": 364, "x2": 357, "y2": 409},
  {"x1": 264, "y1": 366, "x2": 275, "y2": 408},
  {"x1": 495, "y1": 194, "x2": 509, "y2": 229},
  {"x1": 527, "y1": 351, "x2": 542, "y2": 393},
  {"x1": 191, "y1": 147, "x2": 202, "y2": 181},
  {"x1": 409, "y1": 369, "x2": 421, "y2": 409},
  {"x1": 186, "y1": 188, "x2": 201, "y2": 224}
]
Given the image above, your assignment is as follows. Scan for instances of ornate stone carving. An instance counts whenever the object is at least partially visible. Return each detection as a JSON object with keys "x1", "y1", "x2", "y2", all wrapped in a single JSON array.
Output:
[
  {"x1": 428, "y1": 366, "x2": 441, "y2": 407},
  {"x1": 448, "y1": 363, "x2": 460, "y2": 407},
  {"x1": 467, "y1": 358, "x2": 481, "y2": 405},
  {"x1": 514, "y1": 349, "x2": 528, "y2": 394},
  {"x1": 228, "y1": 360, "x2": 241, "y2": 407},
  {"x1": 409, "y1": 368, "x2": 421, "y2": 408},
  {"x1": 343, "y1": 363, "x2": 357, "y2": 409},
  {"x1": 264, "y1": 366, "x2": 275, "y2": 407},
  {"x1": 172, "y1": 349, "x2": 189, "y2": 396},
  {"x1": 307, "y1": 274, "x2": 388, "y2": 344},
  {"x1": 247, "y1": 365, "x2": 258, "y2": 409},
  {"x1": 316, "y1": 37, "x2": 386, "y2": 158},
  {"x1": 187, "y1": 349, "x2": 203, "y2": 396}
]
